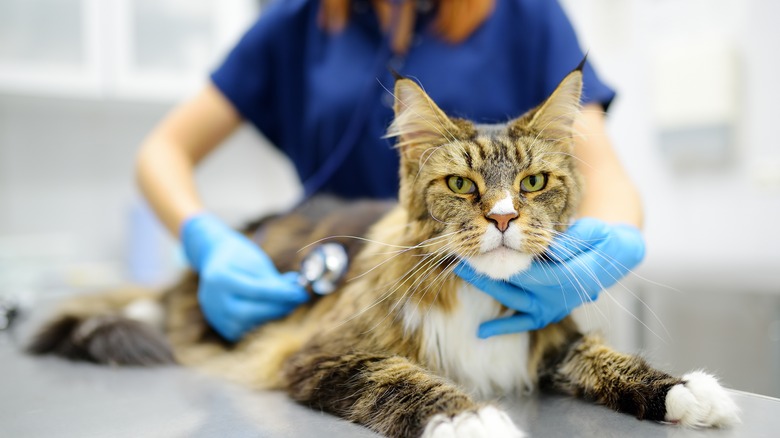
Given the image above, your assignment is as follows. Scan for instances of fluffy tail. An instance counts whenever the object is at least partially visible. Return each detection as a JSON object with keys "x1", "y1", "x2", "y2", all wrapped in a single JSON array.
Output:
[{"x1": 26, "y1": 288, "x2": 174, "y2": 366}]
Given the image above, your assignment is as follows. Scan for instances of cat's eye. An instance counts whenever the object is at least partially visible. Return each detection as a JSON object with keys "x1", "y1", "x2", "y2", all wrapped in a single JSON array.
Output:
[
  {"x1": 520, "y1": 174, "x2": 547, "y2": 192},
  {"x1": 447, "y1": 176, "x2": 476, "y2": 194}
]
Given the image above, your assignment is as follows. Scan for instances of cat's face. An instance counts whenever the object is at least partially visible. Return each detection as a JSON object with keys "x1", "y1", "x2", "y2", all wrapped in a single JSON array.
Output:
[{"x1": 388, "y1": 70, "x2": 583, "y2": 280}]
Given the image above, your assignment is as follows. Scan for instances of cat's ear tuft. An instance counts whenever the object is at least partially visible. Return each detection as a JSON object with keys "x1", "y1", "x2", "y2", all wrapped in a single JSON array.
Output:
[
  {"x1": 389, "y1": 68, "x2": 405, "y2": 81},
  {"x1": 509, "y1": 67, "x2": 583, "y2": 140},
  {"x1": 386, "y1": 79, "x2": 461, "y2": 159}
]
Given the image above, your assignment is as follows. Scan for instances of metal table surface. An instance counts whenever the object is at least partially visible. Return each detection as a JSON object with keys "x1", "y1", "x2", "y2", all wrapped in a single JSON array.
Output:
[{"x1": 1, "y1": 333, "x2": 778, "y2": 438}]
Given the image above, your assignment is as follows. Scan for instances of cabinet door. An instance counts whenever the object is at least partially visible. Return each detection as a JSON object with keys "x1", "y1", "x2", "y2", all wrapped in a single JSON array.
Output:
[
  {"x1": 0, "y1": 0, "x2": 103, "y2": 96},
  {"x1": 111, "y1": 0, "x2": 258, "y2": 101}
]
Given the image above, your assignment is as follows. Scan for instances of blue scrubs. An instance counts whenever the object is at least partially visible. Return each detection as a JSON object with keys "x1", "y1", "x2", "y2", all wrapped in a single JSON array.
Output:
[{"x1": 211, "y1": 0, "x2": 615, "y2": 199}]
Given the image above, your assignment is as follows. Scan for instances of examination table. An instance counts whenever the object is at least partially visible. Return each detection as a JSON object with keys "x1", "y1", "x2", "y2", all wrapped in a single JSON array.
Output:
[{"x1": 1, "y1": 322, "x2": 778, "y2": 437}]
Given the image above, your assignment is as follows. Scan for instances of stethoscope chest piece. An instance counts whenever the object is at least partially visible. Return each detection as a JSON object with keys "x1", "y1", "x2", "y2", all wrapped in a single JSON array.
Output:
[{"x1": 299, "y1": 243, "x2": 349, "y2": 296}]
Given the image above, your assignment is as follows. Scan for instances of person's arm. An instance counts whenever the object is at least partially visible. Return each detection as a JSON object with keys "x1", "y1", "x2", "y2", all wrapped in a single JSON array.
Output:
[
  {"x1": 135, "y1": 84, "x2": 310, "y2": 342},
  {"x1": 136, "y1": 83, "x2": 242, "y2": 236},
  {"x1": 574, "y1": 104, "x2": 643, "y2": 227}
]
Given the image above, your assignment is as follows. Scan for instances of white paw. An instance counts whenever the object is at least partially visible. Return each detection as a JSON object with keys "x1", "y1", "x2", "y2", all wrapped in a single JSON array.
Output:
[
  {"x1": 665, "y1": 371, "x2": 741, "y2": 428},
  {"x1": 122, "y1": 299, "x2": 164, "y2": 330},
  {"x1": 421, "y1": 406, "x2": 526, "y2": 438}
]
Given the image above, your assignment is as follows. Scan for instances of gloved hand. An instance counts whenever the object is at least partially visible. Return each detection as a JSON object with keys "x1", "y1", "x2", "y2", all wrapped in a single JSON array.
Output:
[
  {"x1": 181, "y1": 213, "x2": 310, "y2": 341},
  {"x1": 454, "y1": 218, "x2": 645, "y2": 338}
]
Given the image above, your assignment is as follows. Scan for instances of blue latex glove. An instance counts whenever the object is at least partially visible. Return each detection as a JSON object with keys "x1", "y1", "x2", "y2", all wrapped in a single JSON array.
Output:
[
  {"x1": 181, "y1": 214, "x2": 310, "y2": 341},
  {"x1": 454, "y1": 218, "x2": 645, "y2": 338}
]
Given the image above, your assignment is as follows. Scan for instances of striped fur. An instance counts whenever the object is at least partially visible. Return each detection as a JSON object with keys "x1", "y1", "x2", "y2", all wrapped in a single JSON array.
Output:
[{"x1": 28, "y1": 67, "x2": 738, "y2": 436}]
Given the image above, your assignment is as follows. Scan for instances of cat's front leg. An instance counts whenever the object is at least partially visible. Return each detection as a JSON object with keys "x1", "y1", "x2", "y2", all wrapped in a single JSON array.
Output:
[
  {"x1": 543, "y1": 334, "x2": 740, "y2": 428},
  {"x1": 283, "y1": 348, "x2": 524, "y2": 437}
]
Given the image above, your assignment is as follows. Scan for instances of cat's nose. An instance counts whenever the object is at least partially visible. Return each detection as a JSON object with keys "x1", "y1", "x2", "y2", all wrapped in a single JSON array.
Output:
[{"x1": 487, "y1": 212, "x2": 518, "y2": 232}]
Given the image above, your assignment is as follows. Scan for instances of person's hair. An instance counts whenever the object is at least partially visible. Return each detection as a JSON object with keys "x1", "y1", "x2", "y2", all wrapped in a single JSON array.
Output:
[{"x1": 318, "y1": 0, "x2": 496, "y2": 54}]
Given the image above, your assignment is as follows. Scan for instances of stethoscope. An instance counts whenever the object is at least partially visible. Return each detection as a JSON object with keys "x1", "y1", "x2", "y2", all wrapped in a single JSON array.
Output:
[
  {"x1": 298, "y1": 242, "x2": 350, "y2": 297},
  {"x1": 296, "y1": 1, "x2": 411, "y2": 297}
]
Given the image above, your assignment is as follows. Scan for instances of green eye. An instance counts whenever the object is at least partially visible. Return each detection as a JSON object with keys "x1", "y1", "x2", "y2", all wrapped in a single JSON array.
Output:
[
  {"x1": 447, "y1": 176, "x2": 476, "y2": 194},
  {"x1": 520, "y1": 174, "x2": 547, "y2": 192}
]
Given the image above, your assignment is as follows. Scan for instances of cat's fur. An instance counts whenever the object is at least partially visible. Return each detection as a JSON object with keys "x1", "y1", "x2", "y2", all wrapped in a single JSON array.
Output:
[{"x1": 28, "y1": 66, "x2": 740, "y2": 437}]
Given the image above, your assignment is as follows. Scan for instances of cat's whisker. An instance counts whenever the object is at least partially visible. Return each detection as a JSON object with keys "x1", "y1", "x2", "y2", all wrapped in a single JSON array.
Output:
[
  {"x1": 410, "y1": 239, "x2": 472, "y2": 301},
  {"x1": 348, "y1": 231, "x2": 462, "y2": 281},
  {"x1": 411, "y1": 257, "x2": 463, "y2": 331},
  {"x1": 329, "y1": 282, "x2": 405, "y2": 329},
  {"x1": 538, "y1": 234, "x2": 630, "y2": 308},
  {"x1": 380, "y1": 80, "x2": 459, "y2": 148},
  {"x1": 526, "y1": 108, "x2": 584, "y2": 150},
  {"x1": 361, "y1": 248, "x2": 457, "y2": 334},
  {"x1": 394, "y1": 241, "x2": 460, "y2": 299},
  {"x1": 299, "y1": 240, "x2": 451, "y2": 321},
  {"x1": 527, "y1": 240, "x2": 609, "y2": 328},
  {"x1": 530, "y1": 108, "x2": 580, "y2": 158},
  {"x1": 537, "y1": 229, "x2": 673, "y2": 342},
  {"x1": 346, "y1": 263, "x2": 447, "y2": 326},
  {"x1": 330, "y1": 235, "x2": 463, "y2": 324},
  {"x1": 410, "y1": 78, "x2": 463, "y2": 144},
  {"x1": 369, "y1": 231, "x2": 464, "y2": 256},
  {"x1": 387, "y1": 234, "x2": 479, "y2": 325},
  {"x1": 416, "y1": 145, "x2": 446, "y2": 179},
  {"x1": 416, "y1": 247, "x2": 478, "y2": 321},
  {"x1": 533, "y1": 250, "x2": 615, "y2": 333},
  {"x1": 598, "y1": 290, "x2": 671, "y2": 346},
  {"x1": 427, "y1": 208, "x2": 459, "y2": 226},
  {"x1": 298, "y1": 234, "x2": 420, "y2": 252},
  {"x1": 546, "y1": 228, "x2": 682, "y2": 294},
  {"x1": 401, "y1": 258, "x2": 459, "y2": 326},
  {"x1": 329, "y1": 248, "x2": 452, "y2": 332},
  {"x1": 543, "y1": 240, "x2": 671, "y2": 345},
  {"x1": 543, "y1": 245, "x2": 610, "y2": 328},
  {"x1": 397, "y1": 252, "x2": 458, "y2": 325},
  {"x1": 361, "y1": 230, "x2": 479, "y2": 331},
  {"x1": 534, "y1": 150, "x2": 595, "y2": 172}
]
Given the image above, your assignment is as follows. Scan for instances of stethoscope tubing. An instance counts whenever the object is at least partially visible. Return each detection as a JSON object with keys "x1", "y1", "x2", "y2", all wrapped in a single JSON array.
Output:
[{"x1": 301, "y1": 1, "x2": 406, "y2": 199}]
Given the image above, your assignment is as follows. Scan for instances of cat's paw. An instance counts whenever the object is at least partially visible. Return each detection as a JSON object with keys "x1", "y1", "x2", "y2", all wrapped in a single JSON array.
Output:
[
  {"x1": 421, "y1": 406, "x2": 526, "y2": 438},
  {"x1": 665, "y1": 371, "x2": 740, "y2": 428}
]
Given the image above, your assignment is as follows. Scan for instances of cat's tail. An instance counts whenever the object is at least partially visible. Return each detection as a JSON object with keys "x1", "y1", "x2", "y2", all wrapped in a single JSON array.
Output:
[{"x1": 26, "y1": 288, "x2": 175, "y2": 366}]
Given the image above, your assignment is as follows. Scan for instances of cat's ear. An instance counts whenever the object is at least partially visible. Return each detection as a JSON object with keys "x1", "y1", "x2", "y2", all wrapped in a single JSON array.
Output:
[
  {"x1": 386, "y1": 78, "x2": 462, "y2": 160},
  {"x1": 509, "y1": 65, "x2": 584, "y2": 140}
]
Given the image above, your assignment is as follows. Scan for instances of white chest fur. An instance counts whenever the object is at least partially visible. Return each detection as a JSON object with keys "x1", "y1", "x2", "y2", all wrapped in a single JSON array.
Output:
[{"x1": 404, "y1": 282, "x2": 532, "y2": 399}]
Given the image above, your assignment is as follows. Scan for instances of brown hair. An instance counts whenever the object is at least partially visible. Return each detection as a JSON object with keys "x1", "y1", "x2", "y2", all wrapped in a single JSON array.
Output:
[{"x1": 318, "y1": 0, "x2": 496, "y2": 54}]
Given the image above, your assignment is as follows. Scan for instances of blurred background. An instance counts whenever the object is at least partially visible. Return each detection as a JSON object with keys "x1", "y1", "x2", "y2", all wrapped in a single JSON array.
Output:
[{"x1": 0, "y1": 0, "x2": 778, "y2": 398}]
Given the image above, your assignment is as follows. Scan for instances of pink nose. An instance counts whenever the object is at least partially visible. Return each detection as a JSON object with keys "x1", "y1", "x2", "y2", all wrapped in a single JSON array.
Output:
[{"x1": 487, "y1": 212, "x2": 518, "y2": 232}]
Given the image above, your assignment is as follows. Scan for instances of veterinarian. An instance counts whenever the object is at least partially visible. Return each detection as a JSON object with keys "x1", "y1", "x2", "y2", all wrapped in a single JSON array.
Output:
[{"x1": 136, "y1": 0, "x2": 645, "y2": 341}]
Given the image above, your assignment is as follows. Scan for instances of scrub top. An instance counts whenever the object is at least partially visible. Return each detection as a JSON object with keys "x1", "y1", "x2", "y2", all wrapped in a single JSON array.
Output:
[{"x1": 211, "y1": 0, "x2": 615, "y2": 199}]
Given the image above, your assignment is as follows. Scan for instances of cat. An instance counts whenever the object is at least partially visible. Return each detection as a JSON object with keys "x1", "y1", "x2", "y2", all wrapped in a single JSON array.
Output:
[{"x1": 27, "y1": 64, "x2": 740, "y2": 437}]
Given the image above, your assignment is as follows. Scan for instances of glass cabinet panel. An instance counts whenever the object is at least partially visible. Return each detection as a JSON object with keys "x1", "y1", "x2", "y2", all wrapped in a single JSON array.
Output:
[
  {"x1": 112, "y1": 0, "x2": 257, "y2": 100},
  {"x1": 0, "y1": 0, "x2": 257, "y2": 100},
  {"x1": 131, "y1": 0, "x2": 216, "y2": 74},
  {"x1": 0, "y1": 0, "x2": 85, "y2": 68},
  {"x1": 0, "y1": 0, "x2": 101, "y2": 96}
]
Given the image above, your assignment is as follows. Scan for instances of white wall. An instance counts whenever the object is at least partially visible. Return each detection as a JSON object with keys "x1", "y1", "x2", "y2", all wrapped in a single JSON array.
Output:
[
  {"x1": 564, "y1": 0, "x2": 779, "y2": 291},
  {"x1": 564, "y1": 0, "x2": 780, "y2": 396}
]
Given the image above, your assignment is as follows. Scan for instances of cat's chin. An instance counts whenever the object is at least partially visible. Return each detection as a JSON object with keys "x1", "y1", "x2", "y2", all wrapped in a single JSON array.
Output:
[{"x1": 466, "y1": 247, "x2": 533, "y2": 280}]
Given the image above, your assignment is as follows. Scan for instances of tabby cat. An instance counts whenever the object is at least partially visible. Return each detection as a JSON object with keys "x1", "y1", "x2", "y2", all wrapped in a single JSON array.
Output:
[{"x1": 28, "y1": 65, "x2": 740, "y2": 437}]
